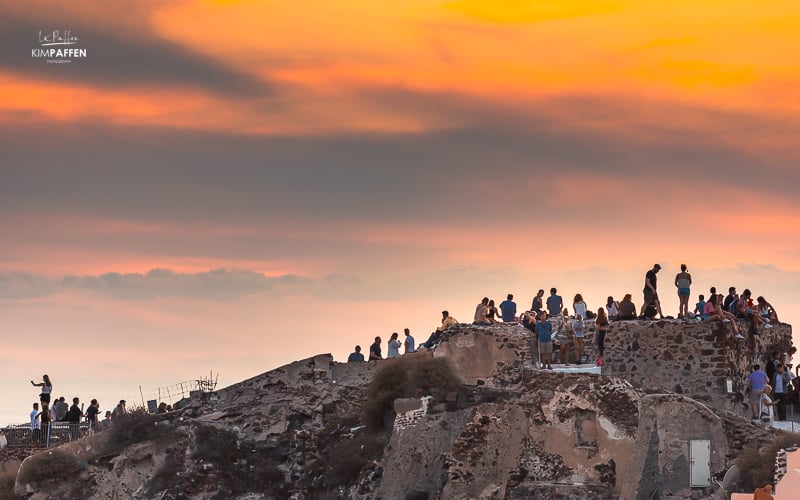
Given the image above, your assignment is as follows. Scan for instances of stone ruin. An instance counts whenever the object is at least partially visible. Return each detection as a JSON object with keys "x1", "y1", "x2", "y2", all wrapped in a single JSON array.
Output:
[{"x1": 3, "y1": 319, "x2": 794, "y2": 499}]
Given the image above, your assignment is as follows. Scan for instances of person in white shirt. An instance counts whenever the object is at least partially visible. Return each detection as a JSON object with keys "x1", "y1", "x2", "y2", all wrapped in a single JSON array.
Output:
[
  {"x1": 759, "y1": 385, "x2": 776, "y2": 426},
  {"x1": 403, "y1": 328, "x2": 415, "y2": 354},
  {"x1": 30, "y1": 403, "x2": 40, "y2": 430},
  {"x1": 387, "y1": 332, "x2": 402, "y2": 358}
]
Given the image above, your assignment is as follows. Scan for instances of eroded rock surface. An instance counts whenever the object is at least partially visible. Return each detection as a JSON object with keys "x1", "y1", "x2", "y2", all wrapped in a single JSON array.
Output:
[{"x1": 9, "y1": 321, "x2": 792, "y2": 499}]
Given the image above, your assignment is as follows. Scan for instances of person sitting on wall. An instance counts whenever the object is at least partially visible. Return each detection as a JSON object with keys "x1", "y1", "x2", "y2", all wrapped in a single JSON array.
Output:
[
  {"x1": 368, "y1": 337, "x2": 383, "y2": 361},
  {"x1": 605, "y1": 296, "x2": 620, "y2": 321},
  {"x1": 616, "y1": 294, "x2": 637, "y2": 320},
  {"x1": 347, "y1": 345, "x2": 365, "y2": 362},
  {"x1": 500, "y1": 294, "x2": 517, "y2": 323},
  {"x1": 756, "y1": 296, "x2": 778, "y2": 325},
  {"x1": 473, "y1": 297, "x2": 491, "y2": 326},
  {"x1": 705, "y1": 294, "x2": 743, "y2": 339},
  {"x1": 736, "y1": 289, "x2": 766, "y2": 333},
  {"x1": 546, "y1": 288, "x2": 563, "y2": 317},
  {"x1": 531, "y1": 289, "x2": 544, "y2": 314},
  {"x1": 419, "y1": 310, "x2": 458, "y2": 349},
  {"x1": 693, "y1": 294, "x2": 707, "y2": 320}
]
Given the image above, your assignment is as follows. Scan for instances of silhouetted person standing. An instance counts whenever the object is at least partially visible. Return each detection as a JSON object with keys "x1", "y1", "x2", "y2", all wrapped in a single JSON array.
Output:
[{"x1": 641, "y1": 264, "x2": 663, "y2": 319}]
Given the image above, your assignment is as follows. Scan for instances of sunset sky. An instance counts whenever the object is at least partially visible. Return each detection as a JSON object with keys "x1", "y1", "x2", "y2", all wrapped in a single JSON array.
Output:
[{"x1": 2, "y1": 0, "x2": 799, "y2": 424}]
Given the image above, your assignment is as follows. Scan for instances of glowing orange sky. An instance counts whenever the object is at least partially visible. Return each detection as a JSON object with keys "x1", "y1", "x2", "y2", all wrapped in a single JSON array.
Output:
[{"x1": 4, "y1": 0, "x2": 800, "y2": 133}]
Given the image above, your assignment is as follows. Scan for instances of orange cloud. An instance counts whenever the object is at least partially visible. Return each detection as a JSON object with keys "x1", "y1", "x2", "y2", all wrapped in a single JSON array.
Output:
[{"x1": 445, "y1": 0, "x2": 623, "y2": 24}]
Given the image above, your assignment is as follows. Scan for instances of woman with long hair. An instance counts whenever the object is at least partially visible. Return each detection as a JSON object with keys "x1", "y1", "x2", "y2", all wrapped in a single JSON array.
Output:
[
  {"x1": 387, "y1": 332, "x2": 402, "y2": 359},
  {"x1": 606, "y1": 296, "x2": 619, "y2": 320},
  {"x1": 756, "y1": 296, "x2": 779, "y2": 324},
  {"x1": 30, "y1": 374, "x2": 52, "y2": 406},
  {"x1": 617, "y1": 294, "x2": 637, "y2": 320},
  {"x1": 705, "y1": 295, "x2": 743, "y2": 338},
  {"x1": 573, "y1": 294, "x2": 588, "y2": 320},
  {"x1": 487, "y1": 300, "x2": 500, "y2": 324},
  {"x1": 595, "y1": 308, "x2": 609, "y2": 364}
]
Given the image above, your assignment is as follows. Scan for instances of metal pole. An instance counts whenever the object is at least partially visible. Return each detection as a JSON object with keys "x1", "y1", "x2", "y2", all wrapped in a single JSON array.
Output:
[{"x1": 139, "y1": 386, "x2": 145, "y2": 410}]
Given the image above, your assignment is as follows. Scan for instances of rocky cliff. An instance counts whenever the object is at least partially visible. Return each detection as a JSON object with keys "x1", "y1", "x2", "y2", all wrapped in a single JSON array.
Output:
[{"x1": 7, "y1": 320, "x2": 794, "y2": 499}]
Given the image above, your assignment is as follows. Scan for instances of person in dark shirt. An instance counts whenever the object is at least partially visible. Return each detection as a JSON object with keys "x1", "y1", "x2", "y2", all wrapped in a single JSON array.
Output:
[
  {"x1": 368, "y1": 337, "x2": 382, "y2": 361},
  {"x1": 51, "y1": 397, "x2": 69, "y2": 421},
  {"x1": 531, "y1": 289, "x2": 544, "y2": 313},
  {"x1": 546, "y1": 288, "x2": 563, "y2": 317},
  {"x1": 86, "y1": 399, "x2": 100, "y2": 435},
  {"x1": 723, "y1": 287, "x2": 738, "y2": 313},
  {"x1": 617, "y1": 294, "x2": 637, "y2": 320},
  {"x1": 347, "y1": 345, "x2": 365, "y2": 362},
  {"x1": 641, "y1": 264, "x2": 663, "y2": 319},
  {"x1": 67, "y1": 397, "x2": 83, "y2": 440}
]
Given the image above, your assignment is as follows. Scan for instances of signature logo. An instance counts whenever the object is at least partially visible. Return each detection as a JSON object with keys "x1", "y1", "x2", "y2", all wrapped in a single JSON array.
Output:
[
  {"x1": 31, "y1": 30, "x2": 87, "y2": 64},
  {"x1": 38, "y1": 30, "x2": 80, "y2": 47}
]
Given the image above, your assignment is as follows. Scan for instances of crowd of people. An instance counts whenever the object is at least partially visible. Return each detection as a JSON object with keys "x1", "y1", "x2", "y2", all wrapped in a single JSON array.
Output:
[
  {"x1": 27, "y1": 374, "x2": 167, "y2": 440},
  {"x1": 465, "y1": 264, "x2": 780, "y2": 368},
  {"x1": 346, "y1": 264, "x2": 781, "y2": 372},
  {"x1": 747, "y1": 350, "x2": 800, "y2": 426}
]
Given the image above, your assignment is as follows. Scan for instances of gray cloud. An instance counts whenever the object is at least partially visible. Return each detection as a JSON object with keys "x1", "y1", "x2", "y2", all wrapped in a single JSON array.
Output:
[
  {"x1": 0, "y1": 272, "x2": 62, "y2": 299},
  {"x1": 0, "y1": 9, "x2": 267, "y2": 97},
  {"x1": 1, "y1": 88, "x2": 799, "y2": 253},
  {"x1": 0, "y1": 269, "x2": 309, "y2": 301}
]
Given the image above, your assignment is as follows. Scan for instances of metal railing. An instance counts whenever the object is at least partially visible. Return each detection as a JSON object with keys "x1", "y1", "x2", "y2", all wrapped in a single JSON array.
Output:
[
  {"x1": 148, "y1": 373, "x2": 218, "y2": 406},
  {"x1": 2, "y1": 421, "x2": 99, "y2": 448}
]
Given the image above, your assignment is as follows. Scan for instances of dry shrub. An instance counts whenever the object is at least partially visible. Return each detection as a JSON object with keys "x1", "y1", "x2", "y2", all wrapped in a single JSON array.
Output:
[
  {"x1": 365, "y1": 355, "x2": 461, "y2": 429},
  {"x1": 737, "y1": 432, "x2": 800, "y2": 489},
  {"x1": 0, "y1": 470, "x2": 18, "y2": 500},
  {"x1": 107, "y1": 409, "x2": 173, "y2": 451},
  {"x1": 15, "y1": 449, "x2": 81, "y2": 486}
]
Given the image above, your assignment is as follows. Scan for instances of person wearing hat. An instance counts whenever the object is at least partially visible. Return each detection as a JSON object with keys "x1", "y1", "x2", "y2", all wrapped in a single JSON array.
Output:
[{"x1": 641, "y1": 264, "x2": 664, "y2": 319}]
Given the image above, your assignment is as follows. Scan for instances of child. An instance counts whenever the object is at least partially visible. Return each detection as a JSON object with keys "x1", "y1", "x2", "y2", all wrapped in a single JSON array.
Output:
[{"x1": 693, "y1": 294, "x2": 707, "y2": 320}]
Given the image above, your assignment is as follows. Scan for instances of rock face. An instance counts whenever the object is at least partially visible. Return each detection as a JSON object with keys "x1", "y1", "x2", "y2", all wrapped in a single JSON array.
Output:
[{"x1": 8, "y1": 321, "x2": 793, "y2": 499}]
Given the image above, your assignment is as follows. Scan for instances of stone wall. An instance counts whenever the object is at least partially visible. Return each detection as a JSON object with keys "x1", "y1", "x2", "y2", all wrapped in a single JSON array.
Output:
[
  {"x1": 601, "y1": 320, "x2": 793, "y2": 419},
  {"x1": 432, "y1": 323, "x2": 534, "y2": 387}
]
